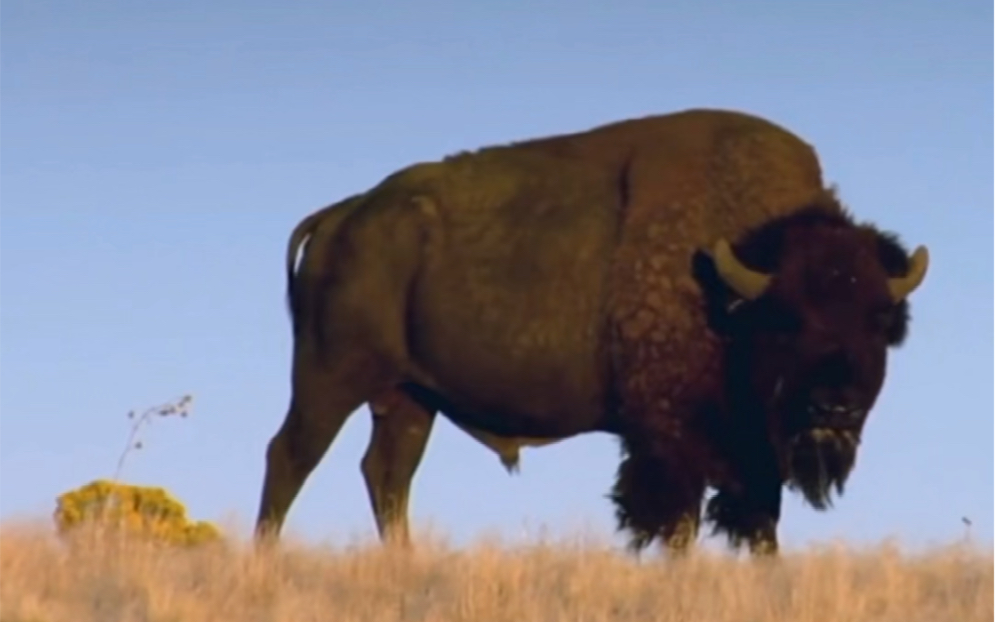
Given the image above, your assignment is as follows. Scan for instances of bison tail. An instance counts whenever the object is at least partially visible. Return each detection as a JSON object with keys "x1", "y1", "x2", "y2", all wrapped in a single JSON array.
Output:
[
  {"x1": 284, "y1": 204, "x2": 338, "y2": 333},
  {"x1": 283, "y1": 195, "x2": 369, "y2": 339}
]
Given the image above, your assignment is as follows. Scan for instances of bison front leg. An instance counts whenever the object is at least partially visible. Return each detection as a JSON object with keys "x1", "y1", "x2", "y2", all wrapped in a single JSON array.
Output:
[
  {"x1": 361, "y1": 389, "x2": 436, "y2": 548},
  {"x1": 705, "y1": 487, "x2": 781, "y2": 556},
  {"x1": 704, "y1": 457, "x2": 783, "y2": 557},
  {"x1": 662, "y1": 508, "x2": 701, "y2": 557},
  {"x1": 608, "y1": 434, "x2": 708, "y2": 557}
]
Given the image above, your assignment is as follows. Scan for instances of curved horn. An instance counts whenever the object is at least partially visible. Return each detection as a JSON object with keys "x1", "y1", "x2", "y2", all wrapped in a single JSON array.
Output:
[
  {"x1": 887, "y1": 245, "x2": 929, "y2": 302},
  {"x1": 712, "y1": 239, "x2": 772, "y2": 300}
]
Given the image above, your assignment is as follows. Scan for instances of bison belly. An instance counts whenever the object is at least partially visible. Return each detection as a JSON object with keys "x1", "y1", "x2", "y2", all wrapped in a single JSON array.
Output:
[{"x1": 403, "y1": 156, "x2": 623, "y2": 439}]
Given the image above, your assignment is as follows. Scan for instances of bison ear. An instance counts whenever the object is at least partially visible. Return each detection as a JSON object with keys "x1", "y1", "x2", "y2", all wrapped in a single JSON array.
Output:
[
  {"x1": 870, "y1": 229, "x2": 914, "y2": 346},
  {"x1": 871, "y1": 228, "x2": 916, "y2": 280},
  {"x1": 691, "y1": 249, "x2": 743, "y2": 336}
]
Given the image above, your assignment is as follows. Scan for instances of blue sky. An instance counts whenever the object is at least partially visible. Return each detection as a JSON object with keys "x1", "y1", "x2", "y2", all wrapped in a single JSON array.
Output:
[{"x1": 2, "y1": 0, "x2": 991, "y2": 551}]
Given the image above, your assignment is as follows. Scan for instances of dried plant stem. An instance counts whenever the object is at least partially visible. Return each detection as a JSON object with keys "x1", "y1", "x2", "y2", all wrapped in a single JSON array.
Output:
[{"x1": 112, "y1": 395, "x2": 194, "y2": 482}]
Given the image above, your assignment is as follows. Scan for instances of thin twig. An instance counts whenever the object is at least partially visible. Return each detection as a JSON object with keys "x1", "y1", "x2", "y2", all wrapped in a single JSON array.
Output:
[{"x1": 112, "y1": 395, "x2": 193, "y2": 481}]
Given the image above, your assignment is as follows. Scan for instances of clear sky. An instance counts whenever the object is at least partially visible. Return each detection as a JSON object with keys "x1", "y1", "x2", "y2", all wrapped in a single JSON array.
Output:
[{"x1": 2, "y1": 0, "x2": 991, "y2": 552}]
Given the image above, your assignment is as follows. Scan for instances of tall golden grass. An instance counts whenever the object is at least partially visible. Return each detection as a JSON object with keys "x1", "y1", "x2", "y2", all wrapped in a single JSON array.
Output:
[{"x1": 1, "y1": 517, "x2": 990, "y2": 622}]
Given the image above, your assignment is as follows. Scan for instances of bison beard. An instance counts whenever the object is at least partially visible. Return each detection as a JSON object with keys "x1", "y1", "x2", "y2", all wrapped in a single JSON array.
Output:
[{"x1": 786, "y1": 429, "x2": 859, "y2": 510}]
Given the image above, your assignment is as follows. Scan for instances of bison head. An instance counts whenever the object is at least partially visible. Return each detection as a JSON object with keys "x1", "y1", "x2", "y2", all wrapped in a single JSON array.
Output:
[{"x1": 695, "y1": 203, "x2": 929, "y2": 509}]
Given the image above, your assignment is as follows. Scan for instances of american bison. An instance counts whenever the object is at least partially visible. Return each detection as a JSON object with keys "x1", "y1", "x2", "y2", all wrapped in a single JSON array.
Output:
[{"x1": 255, "y1": 108, "x2": 929, "y2": 556}]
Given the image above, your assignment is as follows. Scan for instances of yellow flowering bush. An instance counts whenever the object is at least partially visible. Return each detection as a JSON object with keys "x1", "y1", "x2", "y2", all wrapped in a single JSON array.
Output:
[
  {"x1": 54, "y1": 478, "x2": 222, "y2": 547},
  {"x1": 52, "y1": 394, "x2": 222, "y2": 548}
]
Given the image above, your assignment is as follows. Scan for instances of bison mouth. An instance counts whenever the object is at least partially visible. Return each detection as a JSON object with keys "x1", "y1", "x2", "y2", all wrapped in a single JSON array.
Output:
[{"x1": 784, "y1": 427, "x2": 859, "y2": 510}]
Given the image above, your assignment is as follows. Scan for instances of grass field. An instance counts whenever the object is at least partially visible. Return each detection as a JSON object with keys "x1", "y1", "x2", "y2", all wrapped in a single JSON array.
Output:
[{"x1": 1, "y1": 519, "x2": 990, "y2": 622}]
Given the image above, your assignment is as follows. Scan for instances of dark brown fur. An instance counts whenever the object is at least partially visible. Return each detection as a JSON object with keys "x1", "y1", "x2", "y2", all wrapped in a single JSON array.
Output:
[
  {"x1": 255, "y1": 108, "x2": 928, "y2": 556},
  {"x1": 611, "y1": 196, "x2": 921, "y2": 553}
]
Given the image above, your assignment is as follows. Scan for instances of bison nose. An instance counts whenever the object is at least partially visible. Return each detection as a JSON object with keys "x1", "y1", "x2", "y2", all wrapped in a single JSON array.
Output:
[{"x1": 807, "y1": 401, "x2": 864, "y2": 428}]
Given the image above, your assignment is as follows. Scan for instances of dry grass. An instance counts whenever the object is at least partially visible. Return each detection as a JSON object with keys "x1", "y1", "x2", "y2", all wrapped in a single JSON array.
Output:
[{"x1": 1, "y1": 519, "x2": 990, "y2": 622}]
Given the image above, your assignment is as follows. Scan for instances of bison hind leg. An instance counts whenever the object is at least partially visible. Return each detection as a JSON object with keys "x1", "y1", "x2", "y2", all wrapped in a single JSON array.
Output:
[
  {"x1": 608, "y1": 440, "x2": 706, "y2": 556},
  {"x1": 255, "y1": 341, "x2": 403, "y2": 544},
  {"x1": 361, "y1": 389, "x2": 436, "y2": 549}
]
